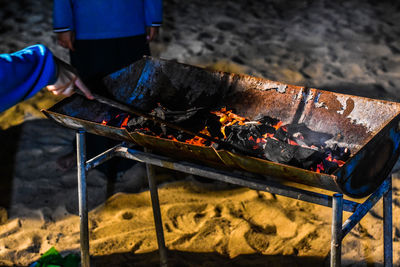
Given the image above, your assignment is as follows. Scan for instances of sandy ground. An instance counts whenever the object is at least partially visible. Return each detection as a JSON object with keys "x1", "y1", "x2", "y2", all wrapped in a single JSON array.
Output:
[{"x1": 1, "y1": 0, "x2": 400, "y2": 266}]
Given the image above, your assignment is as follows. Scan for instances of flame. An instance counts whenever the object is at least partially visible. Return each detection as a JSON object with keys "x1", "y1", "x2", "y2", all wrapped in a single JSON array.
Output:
[
  {"x1": 167, "y1": 135, "x2": 179, "y2": 142},
  {"x1": 256, "y1": 138, "x2": 266, "y2": 144},
  {"x1": 288, "y1": 140, "x2": 298, "y2": 146},
  {"x1": 120, "y1": 115, "x2": 130, "y2": 128},
  {"x1": 211, "y1": 107, "x2": 247, "y2": 138},
  {"x1": 100, "y1": 113, "x2": 130, "y2": 128},
  {"x1": 273, "y1": 121, "x2": 283, "y2": 130},
  {"x1": 315, "y1": 162, "x2": 325, "y2": 173},
  {"x1": 326, "y1": 154, "x2": 345, "y2": 167},
  {"x1": 185, "y1": 127, "x2": 211, "y2": 146}
]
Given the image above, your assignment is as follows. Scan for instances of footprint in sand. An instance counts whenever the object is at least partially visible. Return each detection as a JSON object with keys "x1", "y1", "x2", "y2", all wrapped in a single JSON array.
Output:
[
  {"x1": 165, "y1": 203, "x2": 210, "y2": 233},
  {"x1": 122, "y1": 211, "x2": 133, "y2": 220},
  {"x1": 244, "y1": 224, "x2": 277, "y2": 252}
]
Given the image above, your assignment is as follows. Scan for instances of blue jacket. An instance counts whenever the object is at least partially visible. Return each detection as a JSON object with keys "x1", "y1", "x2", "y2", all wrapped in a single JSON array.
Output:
[
  {"x1": 0, "y1": 45, "x2": 57, "y2": 113},
  {"x1": 53, "y1": 0, "x2": 163, "y2": 40}
]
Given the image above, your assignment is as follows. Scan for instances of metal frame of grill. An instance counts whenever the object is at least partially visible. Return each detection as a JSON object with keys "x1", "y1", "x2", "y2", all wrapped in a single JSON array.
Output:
[{"x1": 75, "y1": 130, "x2": 393, "y2": 267}]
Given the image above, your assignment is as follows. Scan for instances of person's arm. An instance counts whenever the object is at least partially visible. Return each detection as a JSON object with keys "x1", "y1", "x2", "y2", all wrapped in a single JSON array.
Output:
[
  {"x1": 0, "y1": 45, "x2": 93, "y2": 113},
  {"x1": 144, "y1": 0, "x2": 163, "y2": 42},
  {"x1": 0, "y1": 45, "x2": 57, "y2": 113},
  {"x1": 53, "y1": 0, "x2": 75, "y2": 50}
]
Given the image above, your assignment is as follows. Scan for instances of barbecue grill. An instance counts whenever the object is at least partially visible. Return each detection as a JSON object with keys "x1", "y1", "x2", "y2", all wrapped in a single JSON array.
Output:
[
  {"x1": 43, "y1": 57, "x2": 398, "y2": 266},
  {"x1": 44, "y1": 57, "x2": 400, "y2": 198}
]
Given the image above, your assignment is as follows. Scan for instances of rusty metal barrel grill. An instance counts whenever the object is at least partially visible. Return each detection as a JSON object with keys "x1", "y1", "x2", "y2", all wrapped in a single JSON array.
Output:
[{"x1": 43, "y1": 57, "x2": 400, "y2": 198}]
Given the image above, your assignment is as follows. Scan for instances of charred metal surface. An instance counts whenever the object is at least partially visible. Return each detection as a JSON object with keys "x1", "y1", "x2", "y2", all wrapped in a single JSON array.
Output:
[
  {"x1": 43, "y1": 57, "x2": 400, "y2": 198},
  {"x1": 42, "y1": 95, "x2": 134, "y2": 143},
  {"x1": 334, "y1": 117, "x2": 400, "y2": 197},
  {"x1": 103, "y1": 56, "x2": 231, "y2": 112},
  {"x1": 102, "y1": 59, "x2": 154, "y2": 111}
]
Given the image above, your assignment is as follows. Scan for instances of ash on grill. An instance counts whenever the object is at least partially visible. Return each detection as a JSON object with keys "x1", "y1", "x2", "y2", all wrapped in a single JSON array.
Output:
[{"x1": 101, "y1": 105, "x2": 350, "y2": 174}]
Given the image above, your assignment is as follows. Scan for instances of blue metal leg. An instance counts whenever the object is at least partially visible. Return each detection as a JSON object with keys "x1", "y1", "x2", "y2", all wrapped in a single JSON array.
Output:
[
  {"x1": 77, "y1": 130, "x2": 90, "y2": 267},
  {"x1": 383, "y1": 176, "x2": 393, "y2": 267},
  {"x1": 331, "y1": 193, "x2": 343, "y2": 267},
  {"x1": 145, "y1": 149, "x2": 168, "y2": 267}
]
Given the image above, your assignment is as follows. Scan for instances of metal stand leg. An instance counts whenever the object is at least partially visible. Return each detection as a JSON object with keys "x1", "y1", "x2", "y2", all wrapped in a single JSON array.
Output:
[
  {"x1": 331, "y1": 193, "x2": 343, "y2": 267},
  {"x1": 145, "y1": 150, "x2": 168, "y2": 267},
  {"x1": 383, "y1": 176, "x2": 393, "y2": 267},
  {"x1": 77, "y1": 130, "x2": 90, "y2": 267}
]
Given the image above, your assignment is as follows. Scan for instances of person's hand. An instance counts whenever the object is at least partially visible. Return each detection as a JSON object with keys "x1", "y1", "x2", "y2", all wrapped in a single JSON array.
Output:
[
  {"x1": 57, "y1": 31, "x2": 75, "y2": 51},
  {"x1": 146, "y1": 27, "x2": 159, "y2": 42},
  {"x1": 46, "y1": 57, "x2": 94, "y2": 100}
]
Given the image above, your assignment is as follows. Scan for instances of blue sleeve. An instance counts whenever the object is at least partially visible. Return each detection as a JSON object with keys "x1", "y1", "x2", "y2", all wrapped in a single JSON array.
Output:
[
  {"x1": 144, "y1": 0, "x2": 163, "y2": 27},
  {"x1": 53, "y1": 0, "x2": 74, "y2": 32},
  {"x1": 0, "y1": 44, "x2": 57, "y2": 113}
]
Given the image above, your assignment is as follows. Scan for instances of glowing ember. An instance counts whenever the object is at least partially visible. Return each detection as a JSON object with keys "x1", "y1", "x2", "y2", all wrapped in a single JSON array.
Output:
[
  {"x1": 100, "y1": 113, "x2": 130, "y2": 129},
  {"x1": 326, "y1": 154, "x2": 345, "y2": 167},
  {"x1": 185, "y1": 127, "x2": 211, "y2": 146},
  {"x1": 211, "y1": 107, "x2": 247, "y2": 138},
  {"x1": 273, "y1": 121, "x2": 283, "y2": 130},
  {"x1": 120, "y1": 115, "x2": 130, "y2": 128}
]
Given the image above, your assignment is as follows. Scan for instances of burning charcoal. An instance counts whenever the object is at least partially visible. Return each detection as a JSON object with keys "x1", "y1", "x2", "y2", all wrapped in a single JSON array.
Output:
[
  {"x1": 261, "y1": 138, "x2": 324, "y2": 169},
  {"x1": 329, "y1": 144, "x2": 351, "y2": 162},
  {"x1": 225, "y1": 123, "x2": 262, "y2": 138},
  {"x1": 126, "y1": 116, "x2": 162, "y2": 134},
  {"x1": 205, "y1": 114, "x2": 224, "y2": 139},
  {"x1": 254, "y1": 114, "x2": 280, "y2": 126},
  {"x1": 152, "y1": 106, "x2": 204, "y2": 123},
  {"x1": 127, "y1": 116, "x2": 149, "y2": 129},
  {"x1": 262, "y1": 138, "x2": 297, "y2": 163},
  {"x1": 106, "y1": 113, "x2": 130, "y2": 127},
  {"x1": 274, "y1": 127, "x2": 290, "y2": 143},
  {"x1": 292, "y1": 146, "x2": 325, "y2": 170},
  {"x1": 255, "y1": 123, "x2": 276, "y2": 135},
  {"x1": 291, "y1": 132, "x2": 308, "y2": 147},
  {"x1": 321, "y1": 158, "x2": 340, "y2": 174},
  {"x1": 152, "y1": 106, "x2": 166, "y2": 120},
  {"x1": 136, "y1": 128, "x2": 155, "y2": 135},
  {"x1": 225, "y1": 124, "x2": 262, "y2": 150},
  {"x1": 151, "y1": 105, "x2": 212, "y2": 133},
  {"x1": 247, "y1": 123, "x2": 263, "y2": 138},
  {"x1": 176, "y1": 132, "x2": 194, "y2": 142},
  {"x1": 285, "y1": 123, "x2": 333, "y2": 147}
]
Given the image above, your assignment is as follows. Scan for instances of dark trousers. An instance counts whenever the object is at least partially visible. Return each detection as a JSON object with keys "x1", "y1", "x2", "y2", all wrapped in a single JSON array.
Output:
[
  {"x1": 71, "y1": 34, "x2": 150, "y2": 94},
  {"x1": 71, "y1": 35, "x2": 150, "y2": 177}
]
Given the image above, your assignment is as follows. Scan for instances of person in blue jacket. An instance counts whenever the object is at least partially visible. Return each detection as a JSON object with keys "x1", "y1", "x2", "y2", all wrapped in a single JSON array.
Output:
[
  {"x1": 53, "y1": 0, "x2": 163, "y2": 87},
  {"x1": 0, "y1": 44, "x2": 93, "y2": 113},
  {"x1": 53, "y1": 1, "x2": 163, "y2": 173}
]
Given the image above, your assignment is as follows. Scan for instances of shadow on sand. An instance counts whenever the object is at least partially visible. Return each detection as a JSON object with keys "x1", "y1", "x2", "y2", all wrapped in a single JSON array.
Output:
[
  {"x1": 92, "y1": 250, "x2": 328, "y2": 267},
  {"x1": 0, "y1": 124, "x2": 22, "y2": 209}
]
